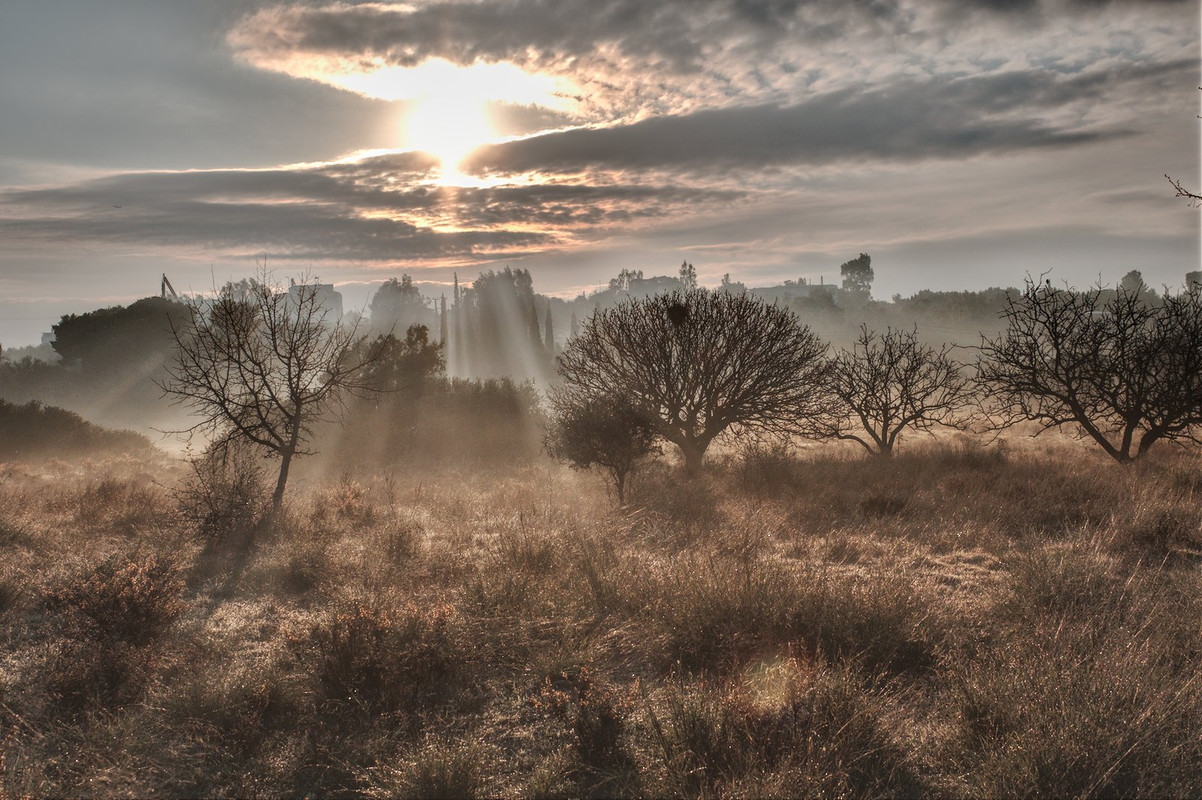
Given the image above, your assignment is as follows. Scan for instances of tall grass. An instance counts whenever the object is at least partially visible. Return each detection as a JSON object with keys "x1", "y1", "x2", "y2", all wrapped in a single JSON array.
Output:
[{"x1": 0, "y1": 442, "x2": 1199, "y2": 796}]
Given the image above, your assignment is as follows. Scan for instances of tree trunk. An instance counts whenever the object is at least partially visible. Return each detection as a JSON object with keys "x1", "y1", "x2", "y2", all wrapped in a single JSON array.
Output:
[
  {"x1": 680, "y1": 441, "x2": 706, "y2": 475},
  {"x1": 272, "y1": 446, "x2": 294, "y2": 513}
]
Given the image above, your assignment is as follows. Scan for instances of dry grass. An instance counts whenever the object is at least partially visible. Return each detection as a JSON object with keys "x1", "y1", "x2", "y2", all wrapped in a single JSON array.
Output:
[{"x1": 0, "y1": 441, "x2": 1200, "y2": 797}]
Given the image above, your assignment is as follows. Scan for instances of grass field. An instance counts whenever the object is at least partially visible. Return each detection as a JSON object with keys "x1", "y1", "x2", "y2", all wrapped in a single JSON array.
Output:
[{"x1": 1, "y1": 439, "x2": 1200, "y2": 798}]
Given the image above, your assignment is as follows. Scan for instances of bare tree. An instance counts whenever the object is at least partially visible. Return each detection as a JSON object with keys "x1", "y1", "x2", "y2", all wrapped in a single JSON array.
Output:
[
  {"x1": 813, "y1": 325, "x2": 972, "y2": 457},
  {"x1": 545, "y1": 392, "x2": 658, "y2": 503},
  {"x1": 555, "y1": 289, "x2": 830, "y2": 472},
  {"x1": 977, "y1": 280, "x2": 1202, "y2": 463},
  {"x1": 164, "y1": 272, "x2": 380, "y2": 511}
]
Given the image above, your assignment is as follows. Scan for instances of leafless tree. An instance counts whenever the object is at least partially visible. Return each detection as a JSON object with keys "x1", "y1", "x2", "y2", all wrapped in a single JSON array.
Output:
[
  {"x1": 811, "y1": 325, "x2": 972, "y2": 457},
  {"x1": 164, "y1": 272, "x2": 380, "y2": 511},
  {"x1": 555, "y1": 289, "x2": 830, "y2": 472},
  {"x1": 976, "y1": 280, "x2": 1202, "y2": 463},
  {"x1": 545, "y1": 391, "x2": 657, "y2": 503}
]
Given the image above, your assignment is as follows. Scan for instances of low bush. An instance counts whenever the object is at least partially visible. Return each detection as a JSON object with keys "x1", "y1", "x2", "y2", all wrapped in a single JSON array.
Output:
[
  {"x1": 291, "y1": 600, "x2": 464, "y2": 715},
  {"x1": 536, "y1": 665, "x2": 632, "y2": 775},
  {"x1": 644, "y1": 665, "x2": 921, "y2": 798},
  {"x1": 42, "y1": 553, "x2": 185, "y2": 646},
  {"x1": 39, "y1": 554, "x2": 185, "y2": 715},
  {"x1": 366, "y1": 736, "x2": 492, "y2": 800},
  {"x1": 176, "y1": 442, "x2": 269, "y2": 539}
]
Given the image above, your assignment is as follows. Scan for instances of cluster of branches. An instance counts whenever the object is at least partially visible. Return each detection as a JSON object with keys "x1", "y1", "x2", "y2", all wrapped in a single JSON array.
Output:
[
  {"x1": 164, "y1": 273, "x2": 385, "y2": 511},
  {"x1": 549, "y1": 289, "x2": 973, "y2": 499},
  {"x1": 553, "y1": 289, "x2": 831, "y2": 474},
  {"x1": 977, "y1": 282, "x2": 1202, "y2": 463},
  {"x1": 809, "y1": 325, "x2": 971, "y2": 457},
  {"x1": 165, "y1": 272, "x2": 1202, "y2": 510},
  {"x1": 548, "y1": 281, "x2": 1202, "y2": 500}
]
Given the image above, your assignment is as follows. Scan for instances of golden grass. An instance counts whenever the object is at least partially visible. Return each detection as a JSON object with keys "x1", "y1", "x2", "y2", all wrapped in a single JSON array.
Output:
[{"x1": 0, "y1": 441, "x2": 1200, "y2": 797}]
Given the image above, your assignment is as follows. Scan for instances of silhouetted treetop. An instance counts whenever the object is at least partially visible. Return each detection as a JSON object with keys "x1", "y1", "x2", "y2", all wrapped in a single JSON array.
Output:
[
  {"x1": 840, "y1": 253, "x2": 874, "y2": 299},
  {"x1": 977, "y1": 280, "x2": 1202, "y2": 463},
  {"x1": 556, "y1": 289, "x2": 830, "y2": 472}
]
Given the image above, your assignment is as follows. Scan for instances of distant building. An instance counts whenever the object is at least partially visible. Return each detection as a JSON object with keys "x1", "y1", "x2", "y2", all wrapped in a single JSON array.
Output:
[{"x1": 288, "y1": 282, "x2": 344, "y2": 320}]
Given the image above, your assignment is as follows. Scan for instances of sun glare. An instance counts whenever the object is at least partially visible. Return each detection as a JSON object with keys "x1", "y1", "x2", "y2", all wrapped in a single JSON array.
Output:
[
  {"x1": 406, "y1": 95, "x2": 491, "y2": 179},
  {"x1": 330, "y1": 58, "x2": 571, "y2": 181}
]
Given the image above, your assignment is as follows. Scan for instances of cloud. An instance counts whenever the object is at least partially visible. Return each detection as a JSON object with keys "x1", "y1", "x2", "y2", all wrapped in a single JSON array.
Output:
[
  {"x1": 227, "y1": 0, "x2": 1196, "y2": 124},
  {"x1": 464, "y1": 61, "x2": 1190, "y2": 174},
  {"x1": 0, "y1": 152, "x2": 748, "y2": 263}
]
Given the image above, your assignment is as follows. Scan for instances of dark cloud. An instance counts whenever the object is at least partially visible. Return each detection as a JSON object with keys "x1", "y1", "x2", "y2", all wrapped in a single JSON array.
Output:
[
  {"x1": 230, "y1": 0, "x2": 1187, "y2": 77},
  {"x1": 0, "y1": 152, "x2": 746, "y2": 262},
  {"x1": 464, "y1": 62, "x2": 1180, "y2": 174}
]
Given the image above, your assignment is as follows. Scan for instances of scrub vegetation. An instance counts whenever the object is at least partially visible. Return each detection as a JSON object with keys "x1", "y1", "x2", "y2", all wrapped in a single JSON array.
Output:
[
  {"x1": 0, "y1": 440, "x2": 1200, "y2": 798},
  {"x1": 1, "y1": 265, "x2": 1201, "y2": 797}
]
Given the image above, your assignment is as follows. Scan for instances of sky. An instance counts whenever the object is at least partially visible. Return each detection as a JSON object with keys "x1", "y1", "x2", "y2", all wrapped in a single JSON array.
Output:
[{"x1": 0, "y1": 0, "x2": 1198, "y2": 346}]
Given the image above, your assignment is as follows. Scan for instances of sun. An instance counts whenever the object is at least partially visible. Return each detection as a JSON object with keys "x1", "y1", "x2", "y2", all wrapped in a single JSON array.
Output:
[
  {"x1": 405, "y1": 95, "x2": 493, "y2": 179},
  {"x1": 329, "y1": 58, "x2": 570, "y2": 181}
]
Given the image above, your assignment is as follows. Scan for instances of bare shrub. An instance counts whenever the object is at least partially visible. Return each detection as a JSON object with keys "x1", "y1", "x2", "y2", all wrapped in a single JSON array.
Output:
[
  {"x1": 176, "y1": 441, "x2": 269, "y2": 538},
  {"x1": 43, "y1": 553, "x2": 185, "y2": 646},
  {"x1": 291, "y1": 601, "x2": 463, "y2": 715},
  {"x1": 536, "y1": 665, "x2": 632, "y2": 775},
  {"x1": 736, "y1": 439, "x2": 802, "y2": 495},
  {"x1": 645, "y1": 666, "x2": 920, "y2": 797},
  {"x1": 366, "y1": 736, "x2": 492, "y2": 800},
  {"x1": 40, "y1": 554, "x2": 185, "y2": 714}
]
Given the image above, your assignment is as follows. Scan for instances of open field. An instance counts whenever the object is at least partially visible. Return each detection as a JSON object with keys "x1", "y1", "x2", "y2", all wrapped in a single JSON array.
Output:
[{"x1": 1, "y1": 440, "x2": 1201, "y2": 798}]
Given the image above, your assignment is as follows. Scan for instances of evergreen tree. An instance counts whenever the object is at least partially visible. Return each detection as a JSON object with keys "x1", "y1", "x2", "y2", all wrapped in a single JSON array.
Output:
[
  {"x1": 679, "y1": 260, "x2": 698, "y2": 290},
  {"x1": 439, "y1": 295, "x2": 448, "y2": 345},
  {"x1": 544, "y1": 302, "x2": 555, "y2": 355}
]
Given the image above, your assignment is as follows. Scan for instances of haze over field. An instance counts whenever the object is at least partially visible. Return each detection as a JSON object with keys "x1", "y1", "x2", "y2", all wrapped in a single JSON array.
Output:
[{"x1": 0, "y1": 0, "x2": 1198, "y2": 346}]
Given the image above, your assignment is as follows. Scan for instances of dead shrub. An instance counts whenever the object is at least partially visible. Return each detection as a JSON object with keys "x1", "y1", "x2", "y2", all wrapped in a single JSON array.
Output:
[
  {"x1": 736, "y1": 439, "x2": 802, "y2": 494},
  {"x1": 312, "y1": 476, "x2": 376, "y2": 527},
  {"x1": 646, "y1": 666, "x2": 920, "y2": 798},
  {"x1": 291, "y1": 600, "x2": 463, "y2": 715},
  {"x1": 43, "y1": 553, "x2": 185, "y2": 646},
  {"x1": 175, "y1": 443, "x2": 269, "y2": 539},
  {"x1": 39, "y1": 553, "x2": 186, "y2": 716},
  {"x1": 536, "y1": 665, "x2": 632, "y2": 775}
]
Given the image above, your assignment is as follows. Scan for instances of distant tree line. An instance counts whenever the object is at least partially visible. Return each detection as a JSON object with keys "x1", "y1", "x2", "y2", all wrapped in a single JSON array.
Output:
[
  {"x1": 6, "y1": 258, "x2": 1202, "y2": 508},
  {"x1": 0, "y1": 399, "x2": 153, "y2": 460}
]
